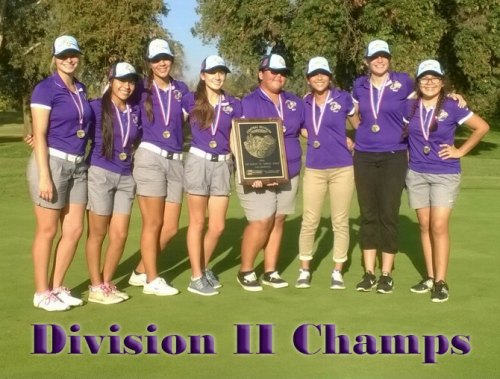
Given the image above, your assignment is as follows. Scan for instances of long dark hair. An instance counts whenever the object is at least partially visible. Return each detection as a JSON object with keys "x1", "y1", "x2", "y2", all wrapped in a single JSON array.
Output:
[
  {"x1": 190, "y1": 79, "x2": 224, "y2": 130},
  {"x1": 143, "y1": 67, "x2": 155, "y2": 123},
  {"x1": 101, "y1": 84, "x2": 114, "y2": 159},
  {"x1": 143, "y1": 58, "x2": 175, "y2": 123}
]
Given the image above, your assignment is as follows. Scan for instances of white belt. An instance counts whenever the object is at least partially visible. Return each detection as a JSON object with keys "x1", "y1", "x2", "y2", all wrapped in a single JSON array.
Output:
[
  {"x1": 189, "y1": 147, "x2": 232, "y2": 162},
  {"x1": 48, "y1": 148, "x2": 84, "y2": 164},
  {"x1": 139, "y1": 142, "x2": 183, "y2": 160}
]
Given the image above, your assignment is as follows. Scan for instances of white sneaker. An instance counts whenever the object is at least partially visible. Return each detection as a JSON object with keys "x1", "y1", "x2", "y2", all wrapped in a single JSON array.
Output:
[
  {"x1": 106, "y1": 283, "x2": 130, "y2": 300},
  {"x1": 53, "y1": 286, "x2": 84, "y2": 306},
  {"x1": 88, "y1": 285, "x2": 124, "y2": 305},
  {"x1": 33, "y1": 292, "x2": 70, "y2": 312},
  {"x1": 128, "y1": 271, "x2": 147, "y2": 287},
  {"x1": 330, "y1": 271, "x2": 346, "y2": 290},
  {"x1": 143, "y1": 277, "x2": 179, "y2": 296}
]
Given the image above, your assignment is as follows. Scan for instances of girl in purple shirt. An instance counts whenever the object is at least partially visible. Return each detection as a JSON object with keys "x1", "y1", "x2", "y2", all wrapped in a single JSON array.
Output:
[
  {"x1": 352, "y1": 40, "x2": 414, "y2": 295},
  {"x1": 236, "y1": 54, "x2": 305, "y2": 291},
  {"x1": 29, "y1": 36, "x2": 91, "y2": 311},
  {"x1": 182, "y1": 56, "x2": 242, "y2": 296},
  {"x1": 406, "y1": 60, "x2": 489, "y2": 302},
  {"x1": 296, "y1": 57, "x2": 359, "y2": 290},
  {"x1": 129, "y1": 39, "x2": 189, "y2": 296},
  {"x1": 85, "y1": 62, "x2": 142, "y2": 305}
]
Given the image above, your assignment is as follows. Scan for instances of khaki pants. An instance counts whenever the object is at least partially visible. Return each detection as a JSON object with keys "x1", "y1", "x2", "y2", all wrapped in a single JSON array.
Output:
[{"x1": 298, "y1": 166, "x2": 354, "y2": 263}]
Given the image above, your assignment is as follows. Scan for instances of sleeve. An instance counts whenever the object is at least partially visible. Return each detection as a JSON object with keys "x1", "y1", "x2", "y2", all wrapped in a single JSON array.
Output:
[
  {"x1": 31, "y1": 80, "x2": 53, "y2": 109},
  {"x1": 403, "y1": 73, "x2": 415, "y2": 99},
  {"x1": 344, "y1": 92, "x2": 355, "y2": 116},
  {"x1": 181, "y1": 92, "x2": 194, "y2": 114},
  {"x1": 451, "y1": 101, "x2": 473, "y2": 125},
  {"x1": 232, "y1": 98, "x2": 243, "y2": 118},
  {"x1": 351, "y1": 77, "x2": 361, "y2": 103}
]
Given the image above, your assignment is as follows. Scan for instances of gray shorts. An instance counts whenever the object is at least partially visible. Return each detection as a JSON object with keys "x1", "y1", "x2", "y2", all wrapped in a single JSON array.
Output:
[
  {"x1": 87, "y1": 166, "x2": 136, "y2": 215},
  {"x1": 184, "y1": 153, "x2": 232, "y2": 196},
  {"x1": 133, "y1": 147, "x2": 184, "y2": 203},
  {"x1": 406, "y1": 169, "x2": 461, "y2": 209},
  {"x1": 235, "y1": 175, "x2": 299, "y2": 221},
  {"x1": 27, "y1": 153, "x2": 88, "y2": 209}
]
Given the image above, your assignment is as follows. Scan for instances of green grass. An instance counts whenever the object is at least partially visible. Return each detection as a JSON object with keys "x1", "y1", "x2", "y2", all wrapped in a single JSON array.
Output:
[{"x1": 1, "y1": 115, "x2": 499, "y2": 378}]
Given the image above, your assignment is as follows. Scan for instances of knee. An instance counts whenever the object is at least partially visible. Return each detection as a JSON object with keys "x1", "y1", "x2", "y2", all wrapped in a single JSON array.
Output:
[
  {"x1": 161, "y1": 224, "x2": 178, "y2": 240},
  {"x1": 142, "y1": 217, "x2": 163, "y2": 234},
  {"x1": 208, "y1": 222, "x2": 225, "y2": 237},
  {"x1": 63, "y1": 224, "x2": 84, "y2": 242},
  {"x1": 431, "y1": 220, "x2": 448, "y2": 236},
  {"x1": 110, "y1": 229, "x2": 129, "y2": 244},
  {"x1": 36, "y1": 224, "x2": 58, "y2": 241}
]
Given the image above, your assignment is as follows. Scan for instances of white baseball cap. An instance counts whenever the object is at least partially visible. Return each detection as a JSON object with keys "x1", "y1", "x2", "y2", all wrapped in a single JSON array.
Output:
[
  {"x1": 306, "y1": 57, "x2": 332, "y2": 77},
  {"x1": 53, "y1": 35, "x2": 81, "y2": 57},
  {"x1": 416, "y1": 59, "x2": 444, "y2": 79},
  {"x1": 147, "y1": 39, "x2": 174, "y2": 61},
  {"x1": 109, "y1": 62, "x2": 139, "y2": 80},
  {"x1": 365, "y1": 39, "x2": 391, "y2": 58},
  {"x1": 259, "y1": 54, "x2": 290, "y2": 75},
  {"x1": 201, "y1": 55, "x2": 231, "y2": 73}
]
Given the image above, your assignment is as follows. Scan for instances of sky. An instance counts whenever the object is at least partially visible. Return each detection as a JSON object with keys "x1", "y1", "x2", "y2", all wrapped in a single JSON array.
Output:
[{"x1": 164, "y1": 0, "x2": 218, "y2": 82}]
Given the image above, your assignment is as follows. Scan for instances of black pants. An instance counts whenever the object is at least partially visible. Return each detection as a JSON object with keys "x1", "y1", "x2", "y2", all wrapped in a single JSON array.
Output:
[{"x1": 353, "y1": 150, "x2": 407, "y2": 254}]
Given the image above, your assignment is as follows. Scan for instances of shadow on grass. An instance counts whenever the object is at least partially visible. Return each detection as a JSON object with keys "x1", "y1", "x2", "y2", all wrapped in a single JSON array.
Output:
[
  {"x1": 0, "y1": 136, "x2": 24, "y2": 145},
  {"x1": 0, "y1": 111, "x2": 23, "y2": 125},
  {"x1": 71, "y1": 211, "x2": 423, "y2": 296},
  {"x1": 455, "y1": 126, "x2": 498, "y2": 156}
]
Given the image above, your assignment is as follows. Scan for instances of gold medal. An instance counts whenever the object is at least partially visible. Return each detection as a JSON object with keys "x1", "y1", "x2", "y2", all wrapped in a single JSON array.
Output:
[
  {"x1": 313, "y1": 140, "x2": 321, "y2": 149},
  {"x1": 209, "y1": 140, "x2": 217, "y2": 149},
  {"x1": 371, "y1": 124, "x2": 380, "y2": 133},
  {"x1": 423, "y1": 146, "x2": 431, "y2": 155},
  {"x1": 76, "y1": 129, "x2": 86, "y2": 138},
  {"x1": 119, "y1": 152, "x2": 127, "y2": 161},
  {"x1": 163, "y1": 130, "x2": 171, "y2": 139}
]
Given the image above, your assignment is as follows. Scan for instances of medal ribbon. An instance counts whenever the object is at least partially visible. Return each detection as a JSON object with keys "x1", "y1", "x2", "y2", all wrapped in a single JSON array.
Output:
[
  {"x1": 312, "y1": 90, "x2": 331, "y2": 137},
  {"x1": 419, "y1": 99, "x2": 435, "y2": 142},
  {"x1": 260, "y1": 88, "x2": 284, "y2": 122},
  {"x1": 153, "y1": 81, "x2": 172, "y2": 129},
  {"x1": 68, "y1": 86, "x2": 84, "y2": 127},
  {"x1": 369, "y1": 75, "x2": 389, "y2": 123},
  {"x1": 112, "y1": 102, "x2": 131, "y2": 149},
  {"x1": 210, "y1": 95, "x2": 223, "y2": 138}
]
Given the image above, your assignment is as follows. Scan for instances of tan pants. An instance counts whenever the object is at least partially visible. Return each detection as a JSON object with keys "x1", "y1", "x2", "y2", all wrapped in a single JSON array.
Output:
[{"x1": 298, "y1": 166, "x2": 354, "y2": 263}]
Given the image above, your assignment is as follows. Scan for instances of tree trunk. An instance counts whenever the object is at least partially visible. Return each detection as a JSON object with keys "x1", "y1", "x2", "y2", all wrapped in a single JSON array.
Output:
[{"x1": 22, "y1": 94, "x2": 32, "y2": 136}]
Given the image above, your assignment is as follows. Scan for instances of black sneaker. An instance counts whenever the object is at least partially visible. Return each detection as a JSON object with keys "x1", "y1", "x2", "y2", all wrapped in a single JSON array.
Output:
[
  {"x1": 410, "y1": 277, "x2": 434, "y2": 294},
  {"x1": 262, "y1": 271, "x2": 289, "y2": 288},
  {"x1": 356, "y1": 271, "x2": 376, "y2": 292},
  {"x1": 237, "y1": 271, "x2": 263, "y2": 292},
  {"x1": 376, "y1": 274, "x2": 394, "y2": 294},
  {"x1": 431, "y1": 280, "x2": 449, "y2": 303}
]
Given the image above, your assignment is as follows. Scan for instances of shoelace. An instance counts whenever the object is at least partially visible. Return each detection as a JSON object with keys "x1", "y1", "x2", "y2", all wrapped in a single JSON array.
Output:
[{"x1": 43, "y1": 292, "x2": 63, "y2": 305}]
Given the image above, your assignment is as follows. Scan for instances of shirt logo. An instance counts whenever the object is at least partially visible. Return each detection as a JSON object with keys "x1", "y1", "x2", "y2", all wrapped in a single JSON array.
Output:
[
  {"x1": 436, "y1": 110, "x2": 448, "y2": 121},
  {"x1": 174, "y1": 90, "x2": 182, "y2": 101},
  {"x1": 389, "y1": 80, "x2": 402, "y2": 92},
  {"x1": 329, "y1": 101, "x2": 341, "y2": 112},
  {"x1": 285, "y1": 99, "x2": 297, "y2": 111},
  {"x1": 222, "y1": 105, "x2": 233, "y2": 114},
  {"x1": 132, "y1": 114, "x2": 139, "y2": 125}
]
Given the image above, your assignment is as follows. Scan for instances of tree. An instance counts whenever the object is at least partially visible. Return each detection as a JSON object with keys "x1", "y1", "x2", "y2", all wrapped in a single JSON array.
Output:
[
  {"x1": 0, "y1": 1, "x2": 184, "y2": 119},
  {"x1": 194, "y1": 0, "x2": 500, "y2": 119}
]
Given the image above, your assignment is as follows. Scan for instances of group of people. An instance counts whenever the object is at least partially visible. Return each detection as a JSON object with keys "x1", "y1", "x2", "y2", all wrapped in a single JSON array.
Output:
[{"x1": 28, "y1": 35, "x2": 489, "y2": 312}]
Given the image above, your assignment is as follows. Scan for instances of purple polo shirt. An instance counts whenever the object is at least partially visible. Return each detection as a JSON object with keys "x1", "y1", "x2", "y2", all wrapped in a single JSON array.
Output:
[
  {"x1": 352, "y1": 71, "x2": 414, "y2": 152},
  {"x1": 182, "y1": 92, "x2": 242, "y2": 154},
  {"x1": 407, "y1": 98, "x2": 473, "y2": 174},
  {"x1": 303, "y1": 88, "x2": 355, "y2": 169},
  {"x1": 139, "y1": 78, "x2": 189, "y2": 153},
  {"x1": 241, "y1": 88, "x2": 304, "y2": 178},
  {"x1": 87, "y1": 100, "x2": 142, "y2": 175},
  {"x1": 31, "y1": 72, "x2": 93, "y2": 155}
]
